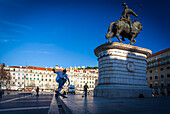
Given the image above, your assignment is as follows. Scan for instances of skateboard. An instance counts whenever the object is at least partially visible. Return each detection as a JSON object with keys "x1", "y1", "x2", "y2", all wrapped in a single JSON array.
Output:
[{"x1": 55, "y1": 90, "x2": 67, "y2": 98}]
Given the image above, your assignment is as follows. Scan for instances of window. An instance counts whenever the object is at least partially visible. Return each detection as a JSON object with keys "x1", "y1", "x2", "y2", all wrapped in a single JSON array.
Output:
[
  {"x1": 167, "y1": 74, "x2": 170, "y2": 78},
  {"x1": 18, "y1": 77, "x2": 20, "y2": 79},
  {"x1": 150, "y1": 77, "x2": 152, "y2": 80},
  {"x1": 150, "y1": 84, "x2": 152, "y2": 88},
  {"x1": 18, "y1": 82, "x2": 20, "y2": 84},
  {"x1": 30, "y1": 78, "x2": 32, "y2": 80},
  {"x1": 167, "y1": 66, "x2": 170, "y2": 70},
  {"x1": 155, "y1": 57, "x2": 158, "y2": 61},
  {"x1": 13, "y1": 73, "x2": 15, "y2": 75},
  {"x1": 161, "y1": 83, "x2": 164, "y2": 87},
  {"x1": 18, "y1": 73, "x2": 20, "y2": 75},
  {"x1": 45, "y1": 79, "x2": 47, "y2": 81},
  {"x1": 155, "y1": 68, "x2": 158, "y2": 72},
  {"x1": 160, "y1": 68, "x2": 164, "y2": 71},
  {"x1": 154, "y1": 62, "x2": 158, "y2": 66},
  {"x1": 42, "y1": 79, "x2": 43, "y2": 81},
  {"x1": 161, "y1": 75, "x2": 164, "y2": 78},
  {"x1": 149, "y1": 70, "x2": 152, "y2": 73},
  {"x1": 149, "y1": 64, "x2": 152, "y2": 67},
  {"x1": 37, "y1": 78, "x2": 39, "y2": 80},
  {"x1": 155, "y1": 76, "x2": 158, "y2": 79},
  {"x1": 168, "y1": 84, "x2": 170, "y2": 87},
  {"x1": 49, "y1": 79, "x2": 51, "y2": 81},
  {"x1": 13, "y1": 77, "x2": 15, "y2": 79},
  {"x1": 26, "y1": 78, "x2": 28, "y2": 80}
]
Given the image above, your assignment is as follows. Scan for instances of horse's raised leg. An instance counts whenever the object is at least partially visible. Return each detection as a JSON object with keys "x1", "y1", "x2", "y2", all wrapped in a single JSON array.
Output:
[
  {"x1": 129, "y1": 36, "x2": 135, "y2": 45},
  {"x1": 131, "y1": 39, "x2": 136, "y2": 45}
]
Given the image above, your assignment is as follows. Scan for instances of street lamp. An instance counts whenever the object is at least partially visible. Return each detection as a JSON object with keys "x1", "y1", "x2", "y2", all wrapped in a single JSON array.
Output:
[{"x1": 24, "y1": 75, "x2": 26, "y2": 91}]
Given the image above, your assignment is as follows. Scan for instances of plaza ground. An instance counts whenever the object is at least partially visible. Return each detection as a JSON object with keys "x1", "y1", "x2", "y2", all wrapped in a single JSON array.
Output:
[
  {"x1": 0, "y1": 92, "x2": 53, "y2": 114},
  {"x1": 59, "y1": 95, "x2": 170, "y2": 114},
  {"x1": 0, "y1": 92, "x2": 170, "y2": 114}
]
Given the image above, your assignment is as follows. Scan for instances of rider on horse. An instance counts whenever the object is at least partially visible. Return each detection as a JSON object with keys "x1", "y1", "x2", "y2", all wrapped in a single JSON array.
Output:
[{"x1": 120, "y1": 3, "x2": 138, "y2": 40}]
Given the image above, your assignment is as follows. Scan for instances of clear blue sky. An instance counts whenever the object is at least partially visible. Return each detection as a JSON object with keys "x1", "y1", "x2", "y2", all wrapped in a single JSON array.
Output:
[{"x1": 0, "y1": 0, "x2": 169, "y2": 68}]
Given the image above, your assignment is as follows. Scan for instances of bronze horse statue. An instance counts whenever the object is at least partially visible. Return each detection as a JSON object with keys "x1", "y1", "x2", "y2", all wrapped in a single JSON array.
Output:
[{"x1": 105, "y1": 20, "x2": 143, "y2": 45}]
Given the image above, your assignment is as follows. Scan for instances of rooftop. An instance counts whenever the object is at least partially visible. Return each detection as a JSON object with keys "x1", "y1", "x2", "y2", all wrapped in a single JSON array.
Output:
[{"x1": 150, "y1": 48, "x2": 170, "y2": 57}]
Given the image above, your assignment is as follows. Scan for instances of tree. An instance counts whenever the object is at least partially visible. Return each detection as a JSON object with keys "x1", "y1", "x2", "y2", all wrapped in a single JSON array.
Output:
[
  {"x1": 0, "y1": 63, "x2": 11, "y2": 89},
  {"x1": 86, "y1": 66, "x2": 98, "y2": 69}
]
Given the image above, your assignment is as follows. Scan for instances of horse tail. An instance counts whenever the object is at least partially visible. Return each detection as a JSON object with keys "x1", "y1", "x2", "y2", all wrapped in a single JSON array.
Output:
[{"x1": 107, "y1": 22, "x2": 115, "y2": 33}]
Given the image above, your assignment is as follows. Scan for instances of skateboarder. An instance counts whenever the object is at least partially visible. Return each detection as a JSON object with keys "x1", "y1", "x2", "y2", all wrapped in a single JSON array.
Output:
[{"x1": 53, "y1": 69, "x2": 70, "y2": 92}]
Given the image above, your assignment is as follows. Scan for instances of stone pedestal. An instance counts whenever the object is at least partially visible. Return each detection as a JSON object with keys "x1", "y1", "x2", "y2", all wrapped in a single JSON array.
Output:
[{"x1": 94, "y1": 42, "x2": 152, "y2": 97}]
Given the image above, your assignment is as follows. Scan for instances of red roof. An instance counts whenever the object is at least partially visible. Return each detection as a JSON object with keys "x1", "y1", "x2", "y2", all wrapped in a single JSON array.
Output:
[
  {"x1": 150, "y1": 48, "x2": 170, "y2": 57},
  {"x1": 10, "y1": 66, "x2": 26, "y2": 69},
  {"x1": 10, "y1": 66, "x2": 63, "y2": 71}
]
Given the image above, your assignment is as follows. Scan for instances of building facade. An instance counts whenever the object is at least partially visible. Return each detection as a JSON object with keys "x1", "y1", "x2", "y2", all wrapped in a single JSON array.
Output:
[
  {"x1": 3, "y1": 65, "x2": 98, "y2": 93},
  {"x1": 147, "y1": 48, "x2": 170, "y2": 95},
  {"x1": 65, "y1": 67, "x2": 98, "y2": 93}
]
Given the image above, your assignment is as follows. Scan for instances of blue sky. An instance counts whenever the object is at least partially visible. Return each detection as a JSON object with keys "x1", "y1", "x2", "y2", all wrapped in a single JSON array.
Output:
[{"x1": 0, "y1": 0, "x2": 169, "y2": 68}]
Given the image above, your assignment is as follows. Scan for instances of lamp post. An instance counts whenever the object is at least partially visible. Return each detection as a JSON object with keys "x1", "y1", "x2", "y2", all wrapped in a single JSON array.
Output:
[{"x1": 24, "y1": 75, "x2": 26, "y2": 91}]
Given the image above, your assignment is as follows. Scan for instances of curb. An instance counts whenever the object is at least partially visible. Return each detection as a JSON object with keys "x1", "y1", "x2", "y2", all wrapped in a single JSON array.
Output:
[
  {"x1": 57, "y1": 96, "x2": 72, "y2": 114},
  {"x1": 48, "y1": 93, "x2": 59, "y2": 114}
]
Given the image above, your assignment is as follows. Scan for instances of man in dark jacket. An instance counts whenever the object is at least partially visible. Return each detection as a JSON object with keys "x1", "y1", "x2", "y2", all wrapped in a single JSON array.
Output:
[{"x1": 84, "y1": 83, "x2": 88, "y2": 97}]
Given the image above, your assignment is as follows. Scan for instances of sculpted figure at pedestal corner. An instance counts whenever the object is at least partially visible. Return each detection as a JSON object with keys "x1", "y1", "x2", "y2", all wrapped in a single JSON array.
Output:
[{"x1": 105, "y1": 3, "x2": 143, "y2": 45}]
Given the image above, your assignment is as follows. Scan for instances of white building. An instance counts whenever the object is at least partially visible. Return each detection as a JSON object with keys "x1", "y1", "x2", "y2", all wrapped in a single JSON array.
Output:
[{"x1": 3, "y1": 65, "x2": 98, "y2": 93}]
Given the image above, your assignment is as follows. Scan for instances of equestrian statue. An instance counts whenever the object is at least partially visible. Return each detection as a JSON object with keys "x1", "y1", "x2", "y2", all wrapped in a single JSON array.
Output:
[{"x1": 105, "y1": 3, "x2": 143, "y2": 45}]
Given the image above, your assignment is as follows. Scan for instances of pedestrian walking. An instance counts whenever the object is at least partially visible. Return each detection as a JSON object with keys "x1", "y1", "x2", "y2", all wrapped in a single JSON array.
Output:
[
  {"x1": 36, "y1": 86, "x2": 39, "y2": 96},
  {"x1": 0, "y1": 83, "x2": 3, "y2": 98},
  {"x1": 84, "y1": 83, "x2": 88, "y2": 98}
]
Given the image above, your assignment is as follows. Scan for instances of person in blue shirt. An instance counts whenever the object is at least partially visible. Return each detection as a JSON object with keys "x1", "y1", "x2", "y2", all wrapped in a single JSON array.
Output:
[{"x1": 53, "y1": 69, "x2": 70, "y2": 91}]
